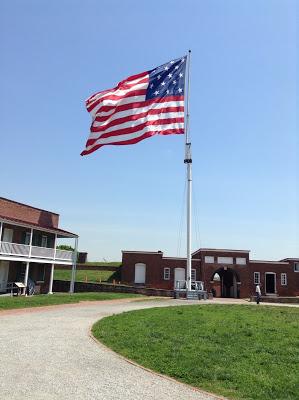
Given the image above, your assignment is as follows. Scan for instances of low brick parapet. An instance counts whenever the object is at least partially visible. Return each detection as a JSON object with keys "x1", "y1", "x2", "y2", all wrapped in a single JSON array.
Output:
[
  {"x1": 53, "y1": 280, "x2": 174, "y2": 297},
  {"x1": 250, "y1": 296, "x2": 299, "y2": 304}
]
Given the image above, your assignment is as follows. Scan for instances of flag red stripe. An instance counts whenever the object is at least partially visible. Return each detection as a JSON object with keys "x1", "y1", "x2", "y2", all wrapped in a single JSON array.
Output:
[
  {"x1": 121, "y1": 71, "x2": 148, "y2": 84},
  {"x1": 86, "y1": 117, "x2": 184, "y2": 146},
  {"x1": 117, "y1": 77, "x2": 148, "y2": 89},
  {"x1": 86, "y1": 78, "x2": 148, "y2": 110},
  {"x1": 94, "y1": 103, "x2": 184, "y2": 124},
  {"x1": 93, "y1": 95, "x2": 184, "y2": 116},
  {"x1": 91, "y1": 106, "x2": 184, "y2": 132},
  {"x1": 86, "y1": 89, "x2": 147, "y2": 112},
  {"x1": 81, "y1": 129, "x2": 183, "y2": 156},
  {"x1": 86, "y1": 75, "x2": 148, "y2": 110},
  {"x1": 86, "y1": 71, "x2": 148, "y2": 105}
]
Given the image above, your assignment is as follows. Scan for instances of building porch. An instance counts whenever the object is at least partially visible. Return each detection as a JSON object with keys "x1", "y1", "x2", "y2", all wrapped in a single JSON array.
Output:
[{"x1": 0, "y1": 260, "x2": 59, "y2": 295}]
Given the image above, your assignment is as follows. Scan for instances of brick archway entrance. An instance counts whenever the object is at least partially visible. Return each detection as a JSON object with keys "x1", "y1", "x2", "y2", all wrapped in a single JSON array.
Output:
[{"x1": 210, "y1": 268, "x2": 240, "y2": 298}]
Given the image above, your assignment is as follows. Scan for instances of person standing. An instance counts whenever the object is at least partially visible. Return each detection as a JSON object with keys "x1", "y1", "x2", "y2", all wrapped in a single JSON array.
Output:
[{"x1": 255, "y1": 283, "x2": 261, "y2": 304}]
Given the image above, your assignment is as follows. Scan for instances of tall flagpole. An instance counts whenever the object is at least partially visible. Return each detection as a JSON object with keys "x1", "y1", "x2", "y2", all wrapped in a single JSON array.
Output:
[{"x1": 184, "y1": 50, "x2": 192, "y2": 293}]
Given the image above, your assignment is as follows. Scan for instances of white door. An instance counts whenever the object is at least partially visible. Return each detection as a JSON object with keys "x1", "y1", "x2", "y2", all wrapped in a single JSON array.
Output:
[
  {"x1": 0, "y1": 261, "x2": 9, "y2": 292},
  {"x1": 174, "y1": 268, "x2": 185, "y2": 288},
  {"x1": 134, "y1": 263, "x2": 146, "y2": 284},
  {"x1": 3, "y1": 228, "x2": 13, "y2": 243}
]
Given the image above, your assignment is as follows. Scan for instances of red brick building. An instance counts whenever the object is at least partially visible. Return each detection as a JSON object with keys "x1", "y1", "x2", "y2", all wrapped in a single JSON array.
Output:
[
  {"x1": 122, "y1": 248, "x2": 299, "y2": 298},
  {"x1": 0, "y1": 197, "x2": 78, "y2": 294}
]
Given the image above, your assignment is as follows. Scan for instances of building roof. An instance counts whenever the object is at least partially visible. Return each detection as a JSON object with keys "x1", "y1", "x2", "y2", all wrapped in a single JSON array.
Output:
[
  {"x1": 250, "y1": 260, "x2": 289, "y2": 265},
  {"x1": 0, "y1": 215, "x2": 78, "y2": 238},
  {"x1": 0, "y1": 197, "x2": 59, "y2": 216},
  {"x1": 122, "y1": 250, "x2": 163, "y2": 254},
  {"x1": 192, "y1": 248, "x2": 250, "y2": 255}
]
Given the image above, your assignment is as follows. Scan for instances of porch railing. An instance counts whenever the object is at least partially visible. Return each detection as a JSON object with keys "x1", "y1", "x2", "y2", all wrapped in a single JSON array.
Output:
[
  {"x1": 0, "y1": 241, "x2": 73, "y2": 262},
  {"x1": 0, "y1": 242, "x2": 30, "y2": 256},
  {"x1": 174, "y1": 280, "x2": 207, "y2": 300},
  {"x1": 31, "y1": 246, "x2": 55, "y2": 259},
  {"x1": 175, "y1": 280, "x2": 205, "y2": 291},
  {"x1": 55, "y1": 249, "x2": 73, "y2": 261}
]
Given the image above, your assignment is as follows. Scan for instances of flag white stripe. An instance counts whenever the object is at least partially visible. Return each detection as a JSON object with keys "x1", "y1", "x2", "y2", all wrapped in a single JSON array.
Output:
[
  {"x1": 90, "y1": 81, "x2": 148, "y2": 105},
  {"x1": 92, "y1": 110, "x2": 184, "y2": 129},
  {"x1": 87, "y1": 75, "x2": 149, "y2": 105},
  {"x1": 90, "y1": 95, "x2": 146, "y2": 117},
  {"x1": 85, "y1": 122, "x2": 184, "y2": 149},
  {"x1": 94, "y1": 100, "x2": 185, "y2": 121},
  {"x1": 89, "y1": 112, "x2": 184, "y2": 138}
]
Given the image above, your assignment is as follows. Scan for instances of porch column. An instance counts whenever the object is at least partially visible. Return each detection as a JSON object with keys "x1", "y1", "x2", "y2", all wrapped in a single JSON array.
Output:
[
  {"x1": 48, "y1": 264, "x2": 54, "y2": 294},
  {"x1": 70, "y1": 237, "x2": 78, "y2": 294},
  {"x1": 0, "y1": 221, "x2": 3, "y2": 243},
  {"x1": 0, "y1": 221, "x2": 3, "y2": 253},
  {"x1": 23, "y1": 262, "x2": 30, "y2": 295},
  {"x1": 29, "y1": 228, "x2": 33, "y2": 257}
]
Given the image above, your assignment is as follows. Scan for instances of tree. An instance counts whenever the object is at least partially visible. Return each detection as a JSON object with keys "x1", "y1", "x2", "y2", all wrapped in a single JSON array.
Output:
[{"x1": 56, "y1": 244, "x2": 74, "y2": 251}]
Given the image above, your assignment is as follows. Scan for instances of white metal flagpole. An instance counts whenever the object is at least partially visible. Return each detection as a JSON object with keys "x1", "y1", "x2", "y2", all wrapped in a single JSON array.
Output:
[{"x1": 184, "y1": 50, "x2": 192, "y2": 293}]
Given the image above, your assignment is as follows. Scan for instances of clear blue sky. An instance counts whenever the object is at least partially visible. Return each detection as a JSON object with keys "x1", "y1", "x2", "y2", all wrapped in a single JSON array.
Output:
[{"x1": 1, "y1": 0, "x2": 297, "y2": 261}]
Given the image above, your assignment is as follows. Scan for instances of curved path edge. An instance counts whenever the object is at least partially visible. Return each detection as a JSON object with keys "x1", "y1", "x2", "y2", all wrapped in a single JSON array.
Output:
[
  {"x1": 0, "y1": 298, "x2": 226, "y2": 400},
  {"x1": 89, "y1": 325, "x2": 227, "y2": 400},
  {"x1": 1, "y1": 297, "x2": 297, "y2": 400}
]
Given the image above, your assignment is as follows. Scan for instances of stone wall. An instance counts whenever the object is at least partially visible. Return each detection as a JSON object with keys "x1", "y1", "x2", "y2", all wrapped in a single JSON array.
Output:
[
  {"x1": 250, "y1": 296, "x2": 299, "y2": 304},
  {"x1": 53, "y1": 280, "x2": 173, "y2": 297}
]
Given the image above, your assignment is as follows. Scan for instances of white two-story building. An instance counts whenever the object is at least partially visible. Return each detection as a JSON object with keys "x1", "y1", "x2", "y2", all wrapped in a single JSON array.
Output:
[{"x1": 0, "y1": 197, "x2": 78, "y2": 294}]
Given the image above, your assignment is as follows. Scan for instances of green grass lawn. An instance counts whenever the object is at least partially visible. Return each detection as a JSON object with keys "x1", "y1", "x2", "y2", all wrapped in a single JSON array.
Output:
[
  {"x1": 54, "y1": 269, "x2": 117, "y2": 283},
  {"x1": 92, "y1": 305, "x2": 299, "y2": 400},
  {"x1": 84, "y1": 262, "x2": 121, "y2": 267},
  {"x1": 0, "y1": 292, "x2": 142, "y2": 311}
]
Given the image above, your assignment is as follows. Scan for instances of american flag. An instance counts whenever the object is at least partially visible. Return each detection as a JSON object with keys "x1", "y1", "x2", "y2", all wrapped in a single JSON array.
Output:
[{"x1": 81, "y1": 56, "x2": 187, "y2": 156}]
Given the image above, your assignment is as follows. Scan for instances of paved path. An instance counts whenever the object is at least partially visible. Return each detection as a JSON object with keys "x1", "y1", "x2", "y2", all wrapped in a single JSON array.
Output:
[
  {"x1": 0, "y1": 298, "x2": 225, "y2": 400},
  {"x1": 0, "y1": 298, "x2": 297, "y2": 400}
]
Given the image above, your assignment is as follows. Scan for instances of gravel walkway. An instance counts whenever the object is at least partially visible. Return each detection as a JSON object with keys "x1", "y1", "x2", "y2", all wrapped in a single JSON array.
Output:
[
  {"x1": 0, "y1": 297, "x2": 297, "y2": 400},
  {"x1": 0, "y1": 298, "x2": 227, "y2": 400}
]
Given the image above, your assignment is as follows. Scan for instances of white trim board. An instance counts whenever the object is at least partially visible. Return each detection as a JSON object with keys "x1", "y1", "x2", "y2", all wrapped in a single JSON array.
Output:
[
  {"x1": 0, "y1": 255, "x2": 72, "y2": 265},
  {"x1": 192, "y1": 248, "x2": 250, "y2": 255},
  {"x1": 251, "y1": 260, "x2": 289, "y2": 265}
]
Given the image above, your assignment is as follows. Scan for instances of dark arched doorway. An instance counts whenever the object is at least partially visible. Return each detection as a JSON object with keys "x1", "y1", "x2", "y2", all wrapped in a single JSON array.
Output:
[{"x1": 210, "y1": 268, "x2": 240, "y2": 298}]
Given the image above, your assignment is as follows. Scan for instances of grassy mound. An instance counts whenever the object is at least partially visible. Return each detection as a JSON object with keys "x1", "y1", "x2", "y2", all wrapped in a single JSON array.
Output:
[
  {"x1": 54, "y1": 269, "x2": 118, "y2": 283},
  {"x1": 92, "y1": 305, "x2": 299, "y2": 400}
]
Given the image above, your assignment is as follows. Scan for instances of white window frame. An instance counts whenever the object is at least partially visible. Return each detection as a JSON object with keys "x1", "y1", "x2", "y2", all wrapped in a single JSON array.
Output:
[
  {"x1": 191, "y1": 269, "x2": 196, "y2": 281},
  {"x1": 3, "y1": 228, "x2": 13, "y2": 243},
  {"x1": 25, "y1": 232, "x2": 31, "y2": 245},
  {"x1": 205, "y1": 256, "x2": 214, "y2": 264},
  {"x1": 254, "y1": 272, "x2": 260, "y2": 285},
  {"x1": 236, "y1": 257, "x2": 246, "y2": 265},
  {"x1": 281, "y1": 273, "x2": 287, "y2": 286},
  {"x1": 41, "y1": 235, "x2": 48, "y2": 248},
  {"x1": 217, "y1": 257, "x2": 233, "y2": 264},
  {"x1": 163, "y1": 267, "x2": 170, "y2": 280},
  {"x1": 294, "y1": 263, "x2": 299, "y2": 272}
]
